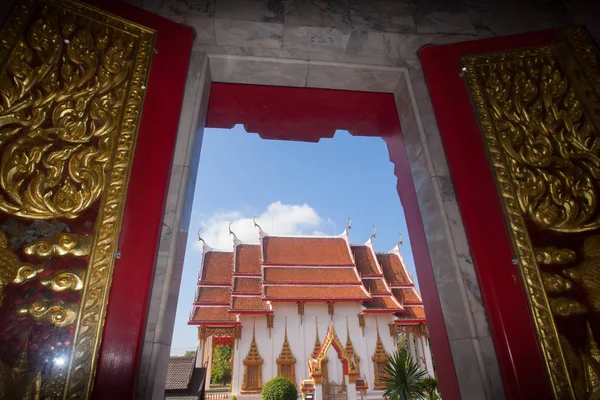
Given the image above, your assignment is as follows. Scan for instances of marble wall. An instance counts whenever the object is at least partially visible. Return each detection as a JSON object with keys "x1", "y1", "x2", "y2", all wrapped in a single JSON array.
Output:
[
  {"x1": 1, "y1": 1, "x2": 598, "y2": 400},
  {"x1": 118, "y1": 1, "x2": 599, "y2": 400}
]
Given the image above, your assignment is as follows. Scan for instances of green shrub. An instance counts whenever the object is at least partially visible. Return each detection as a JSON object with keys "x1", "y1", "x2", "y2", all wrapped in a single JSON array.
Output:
[
  {"x1": 230, "y1": 396, "x2": 237, "y2": 400},
  {"x1": 261, "y1": 376, "x2": 297, "y2": 400}
]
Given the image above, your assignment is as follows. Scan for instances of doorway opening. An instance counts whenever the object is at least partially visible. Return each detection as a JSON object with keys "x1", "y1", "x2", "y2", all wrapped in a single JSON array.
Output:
[{"x1": 167, "y1": 82, "x2": 458, "y2": 399}]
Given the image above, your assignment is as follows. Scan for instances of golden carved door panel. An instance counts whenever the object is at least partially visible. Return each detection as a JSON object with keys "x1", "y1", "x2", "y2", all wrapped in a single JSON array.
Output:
[
  {"x1": 461, "y1": 27, "x2": 600, "y2": 399},
  {"x1": 0, "y1": 0, "x2": 155, "y2": 398}
]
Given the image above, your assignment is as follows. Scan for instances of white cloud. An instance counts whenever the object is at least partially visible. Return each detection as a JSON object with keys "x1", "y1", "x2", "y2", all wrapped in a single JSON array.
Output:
[{"x1": 195, "y1": 201, "x2": 331, "y2": 250}]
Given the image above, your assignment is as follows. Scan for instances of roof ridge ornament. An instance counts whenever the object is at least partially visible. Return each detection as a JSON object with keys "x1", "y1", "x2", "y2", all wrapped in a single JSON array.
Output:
[
  {"x1": 197, "y1": 227, "x2": 213, "y2": 252},
  {"x1": 345, "y1": 217, "x2": 352, "y2": 235},
  {"x1": 398, "y1": 233, "x2": 403, "y2": 248},
  {"x1": 368, "y1": 225, "x2": 377, "y2": 244}
]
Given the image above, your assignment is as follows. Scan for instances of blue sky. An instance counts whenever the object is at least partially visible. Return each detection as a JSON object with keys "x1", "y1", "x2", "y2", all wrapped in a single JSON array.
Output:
[{"x1": 169, "y1": 125, "x2": 418, "y2": 355}]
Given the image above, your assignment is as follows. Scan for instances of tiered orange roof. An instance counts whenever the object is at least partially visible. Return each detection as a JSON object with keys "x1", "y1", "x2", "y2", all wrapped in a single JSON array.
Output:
[
  {"x1": 231, "y1": 244, "x2": 271, "y2": 314},
  {"x1": 377, "y1": 248, "x2": 426, "y2": 324},
  {"x1": 189, "y1": 230, "x2": 426, "y2": 326},
  {"x1": 353, "y1": 243, "x2": 403, "y2": 313}
]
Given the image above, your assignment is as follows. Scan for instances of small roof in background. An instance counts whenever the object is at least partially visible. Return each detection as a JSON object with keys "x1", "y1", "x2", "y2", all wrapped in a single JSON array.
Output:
[{"x1": 165, "y1": 356, "x2": 195, "y2": 390}]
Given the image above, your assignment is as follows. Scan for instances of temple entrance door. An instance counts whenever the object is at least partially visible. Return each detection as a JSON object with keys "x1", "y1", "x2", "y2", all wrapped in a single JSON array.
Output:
[
  {"x1": 0, "y1": 1, "x2": 192, "y2": 400},
  {"x1": 420, "y1": 27, "x2": 600, "y2": 400},
  {"x1": 322, "y1": 380, "x2": 347, "y2": 400}
]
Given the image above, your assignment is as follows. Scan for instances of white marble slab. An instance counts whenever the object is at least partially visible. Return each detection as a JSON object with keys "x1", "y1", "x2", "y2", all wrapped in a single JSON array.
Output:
[
  {"x1": 283, "y1": 25, "x2": 351, "y2": 53},
  {"x1": 412, "y1": 0, "x2": 477, "y2": 34},
  {"x1": 214, "y1": 19, "x2": 283, "y2": 48},
  {"x1": 209, "y1": 55, "x2": 308, "y2": 87},
  {"x1": 347, "y1": 0, "x2": 416, "y2": 33},
  {"x1": 283, "y1": 0, "x2": 351, "y2": 30},
  {"x1": 216, "y1": 0, "x2": 284, "y2": 23},
  {"x1": 306, "y1": 62, "x2": 402, "y2": 92}
]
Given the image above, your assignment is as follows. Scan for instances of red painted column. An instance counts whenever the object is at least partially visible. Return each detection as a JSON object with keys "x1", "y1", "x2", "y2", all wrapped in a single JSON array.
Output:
[{"x1": 419, "y1": 30, "x2": 558, "y2": 399}]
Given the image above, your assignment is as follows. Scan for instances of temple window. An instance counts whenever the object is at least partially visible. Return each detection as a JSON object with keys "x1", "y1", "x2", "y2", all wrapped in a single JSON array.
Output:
[
  {"x1": 276, "y1": 320, "x2": 297, "y2": 385},
  {"x1": 242, "y1": 324, "x2": 263, "y2": 393}
]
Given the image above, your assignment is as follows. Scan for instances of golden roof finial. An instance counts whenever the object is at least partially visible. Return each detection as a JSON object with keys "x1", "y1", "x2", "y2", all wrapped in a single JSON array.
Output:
[
  {"x1": 253, "y1": 216, "x2": 263, "y2": 232},
  {"x1": 345, "y1": 217, "x2": 352, "y2": 234},
  {"x1": 369, "y1": 225, "x2": 377, "y2": 242},
  {"x1": 398, "y1": 233, "x2": 403, "y2": 247},
  {"x1": 312, "y1": 317, "x2": 321, "y2": 358}
]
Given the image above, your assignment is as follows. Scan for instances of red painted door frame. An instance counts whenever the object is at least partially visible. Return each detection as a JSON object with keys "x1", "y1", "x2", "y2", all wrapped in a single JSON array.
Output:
[
  {"x1": 206, "y1": 83, "x2": 462, "y2": 400},
  {"x1": 419, "y1": 30, "x2": 560, "y2": 399},
  {"x1": 78, "y1": 2, "x2": 193, "y2": 399}
]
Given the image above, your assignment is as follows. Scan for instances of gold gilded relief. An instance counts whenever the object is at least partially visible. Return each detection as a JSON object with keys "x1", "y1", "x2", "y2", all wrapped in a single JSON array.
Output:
[
  {"x1": 40, "y1": 269, "x2": 85, "y2": 291},
  {"x1": 24, "y1": 233, "x2": 91, "y2": 258},
  {"x1": 0, "y1": 231, "x2": 42, "y2": 306},
  {"x1": 15, "y1": 300, "x2": 78, "y2": 328},
  {"x1": 0, "y1": 0, "x2": 155, "y2": 398},
  {"x1": 463, "y1": 26, "x2": 600, "y2": 399}
]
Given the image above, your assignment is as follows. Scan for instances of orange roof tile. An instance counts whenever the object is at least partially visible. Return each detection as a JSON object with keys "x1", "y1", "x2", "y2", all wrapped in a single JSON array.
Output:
[
  {"x1": 264, "y1": 267, "x2": 360, "y2": 284},
  {"x1": 233, "y1": 277, "x2": 261, "y2": 293},
  {"x1": 397, "y1": 306, "x2": 426, "y2": 320},
  {"x1": 392, "y1": 289, "x2": 404, "y2": 304},
  {"x1": 236, "y1": 244, "x2": 261, "y2": 273},
  {"x1": 264, "y1": 285, "x2": 370, "y2": 300},
  {"x1": 363, "y1": 297, "x2": 403, "y2": 310},
  {"x1": 231, "y1": 297, "x2": 270, "y2": 312},
  {"x1": 262, "y1": 237, "x2": 353, "y2": 266},
  {"x1": 196, "y1": 287, "x2": 232, "y2": 304},
  {"x1": 200, "y1": 251, "x2": 234, "y2": 284},
  {"x1": 189, "y1": 307, "x2": 236, "y2": 323},
  {"x1": 363, "y1": 278, "x2": 389, "y2": 295},
  {"x1": 377, "y1": 253, "x2": 411, "y2": 285},
  {"x1": 352, "y1": 245, "x2": 380, "y2": 276},
  {"x1": 397, "y1": 287, "x2": 421, "y2": 303}
]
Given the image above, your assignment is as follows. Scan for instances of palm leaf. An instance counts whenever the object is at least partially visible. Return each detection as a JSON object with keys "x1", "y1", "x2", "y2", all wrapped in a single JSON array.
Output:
[{"x1": 382, "y1": 347, "x2": 427, "y2": 400}]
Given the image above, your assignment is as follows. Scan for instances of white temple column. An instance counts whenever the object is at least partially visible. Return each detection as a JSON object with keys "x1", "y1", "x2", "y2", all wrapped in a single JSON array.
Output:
[
  {"x1": 407, "y1": 333, "x2": 416, "y2": 360},
  {"x1": 422, "y1": 336, "x2": 435, "y2": 377},
  {"x1": 205, "y1": 336, "x2": 214, "y2": 390},
  {"x1": 346, "y1": 376, "x2": 357, "y2": 400},
  {"x1": 415, "y1": 335, "x2": 426, "y2": 371},
  {"x1": 231, "y1": 338, "x2": 242, "y2": 394},
  {"x1": 314, "y1": 382, "x2": 323, "y2": 400},
  {"x1": 196, "y1": 336, "x2": 205, "y2": 368}
]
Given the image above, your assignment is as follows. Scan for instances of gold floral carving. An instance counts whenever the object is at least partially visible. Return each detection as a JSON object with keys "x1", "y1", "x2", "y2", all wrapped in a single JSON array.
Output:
[
  {"x1": 40, "y1": 270, "x2": 85, "y2": 292},
  {"x1": 0, "y1": 231, "x2": 43, "y2": 306},
  {"x1": 276, "y1": 319, "x2": 296, "y2": 385},
  {"x1": 297, "y1": 301, "x2": 304, "y2": 324},
  {"x1": 462, "y1": 26, "x2": 600, "y2": 399},
  {"x1": 358, "y1": 313, "x2": 365, "y2": 337},
  {"x1": 24, "y1": 233, "x2": 92, "y2": 258},
  {"x1": 266, "y1": 314, "x2": 274, "y2": 338},
  {"x1": 242, "y1": 321, "x2": 263, "y2": 393},
  {"x1": 372, "y1": 323, "x2": 388, "y2": 390},
  {"x1": 0, "y1": 340, "x2": 42, "y2": 399},
  {"x1": 15, "y1": 300, "x2": 78, "y2": 327},
  {"x1": 345, "y1": 318, "x2": 360, "y2": 375},
  {"x1": 309, "y1": 322, "x2": 358, "y2": 380},
  {"x1": 198, "y1": 325, "x2": 242, "y2": 341},
  {"x1": 0, "y1": 0, "x2": 155, "y2": 397}
]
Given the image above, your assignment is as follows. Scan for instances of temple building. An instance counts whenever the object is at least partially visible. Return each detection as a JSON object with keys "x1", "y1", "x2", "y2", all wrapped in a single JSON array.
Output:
[{"x1": 188, "y1": 224, "x2": 433, "y2": 400}]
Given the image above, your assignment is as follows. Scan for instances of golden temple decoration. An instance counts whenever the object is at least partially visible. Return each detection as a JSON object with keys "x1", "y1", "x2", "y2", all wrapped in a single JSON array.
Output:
[
  {"x1": 24, "y1": 233, "x2": 92, "y2": 258},
  {"x1": 0, "y1": 1, "x2": 155, "y2": 396},
  {"x1": 345, "y1": 318, "x2": 360, "y2": 375},
  {"x1": 372, "y1": 321, "x2": 389, "y2": 390},
  {"x1": 358, "y1": 313, "x2": 365, "y2": 337},
  {"x1": 297, "y1": 301, "x2": 304, "y2": 324},
  {"x1": 328, "y1": 302, "x2": 335, "y2": 319},
  {"x1": 312, "y1": 317, "x2": 321, "y2": 359},
  {"x1": 276, "y1": 318, "x2": 296, "y2": 385},
  {"x1": 462, "y1": 26, "x2": 600, "y2": 399},
  {"x1": 0, "y1": 231, "x2": 43, "y2": 307},
  {"x1": 40, "y1": 269, "x2": 85, "y2": 292},
  {"x1": 198, "y1": 325, "x2": 242, "y2": 341},
  {"x1": 15, "y1": 300, "x2": 78, "y2": 327},
  {"x1": 0, "y1": 339, "x2": 42, "y2": 399},
  {"x1": 310, "y1": 322, "x2": 358, "y2": 381},
  {"x1": 242, "y1": 319, "x2": 263, "y2": 393},
  {"x1": 536, "y1": 248, "x2": 577, "y2": 266}
]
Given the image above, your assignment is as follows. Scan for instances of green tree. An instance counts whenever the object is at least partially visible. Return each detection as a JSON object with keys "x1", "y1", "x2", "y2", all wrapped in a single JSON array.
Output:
[
  {"x1": 383, "y1": 347, "x2": 427, "y2": 400},
  {"x1": 420, "y1": 377, "x2": 440, "y2": 400},
  {"x1": 184, "y1": 350, "x2": 196, "y2": 357},
  {"x1": 261, "y1": 377, "x2": 297, "y2": 400},
  {"x1": 210, "y1": 345, "x2": 233, "y2": 385}
]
